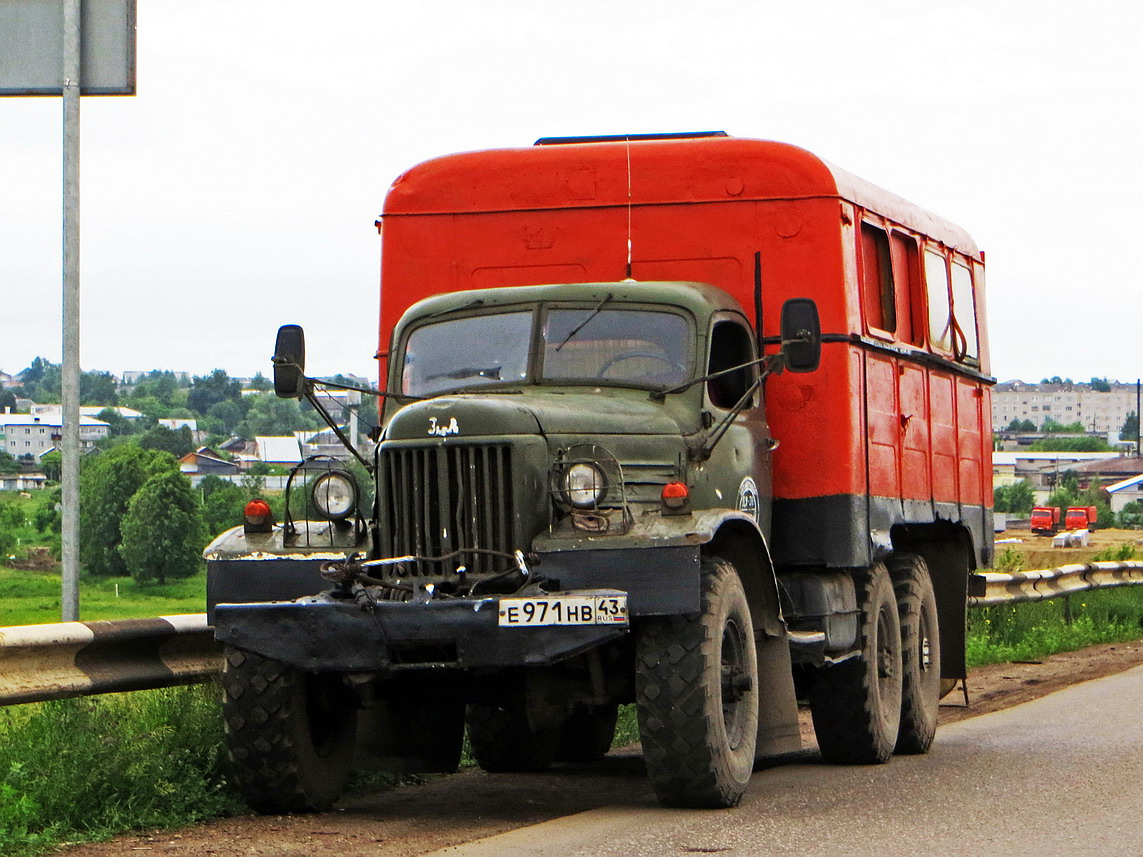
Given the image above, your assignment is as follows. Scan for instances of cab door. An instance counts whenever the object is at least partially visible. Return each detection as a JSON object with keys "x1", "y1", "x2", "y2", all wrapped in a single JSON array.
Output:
[{"x1": 700, "y1": 313, "x2": 773, "y2": 541}]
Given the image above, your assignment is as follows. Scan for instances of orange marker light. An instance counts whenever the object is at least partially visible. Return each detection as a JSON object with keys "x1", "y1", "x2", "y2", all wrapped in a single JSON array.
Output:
[
  {"x1": 661, "y1": 481, "x2": 689, "y2": 510},
  {"x1": 244, "y1": 498, "x2": 273, "y2": 526}
]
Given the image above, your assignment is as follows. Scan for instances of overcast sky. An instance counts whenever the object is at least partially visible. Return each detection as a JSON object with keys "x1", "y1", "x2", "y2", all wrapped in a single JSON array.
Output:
[{"x1": 2, "y1": 1, "x2": 1140, "y2": 384}]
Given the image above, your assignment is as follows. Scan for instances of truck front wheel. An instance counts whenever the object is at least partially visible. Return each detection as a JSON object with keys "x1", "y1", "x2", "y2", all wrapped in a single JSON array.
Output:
[
  {"x1": 221, "y1": 646, "x2": 357, "y2": 813},
  {"x1": 635, "y1": 557, "x2": 759, "y2": 808},
  {"x1": 809, "y1": 562, "x2": 902, "y2": 764}
]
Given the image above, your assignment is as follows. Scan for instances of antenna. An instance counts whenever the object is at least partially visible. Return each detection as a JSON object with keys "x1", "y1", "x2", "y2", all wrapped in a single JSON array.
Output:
[{"x1": 625, "y1": 136, "x2": 634, "y2": 281}]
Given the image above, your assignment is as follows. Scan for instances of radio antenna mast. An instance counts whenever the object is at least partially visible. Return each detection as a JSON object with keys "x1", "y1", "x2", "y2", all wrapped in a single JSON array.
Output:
[{"x1": 624, "y1": 136, "x2": 634, "y2": 281}]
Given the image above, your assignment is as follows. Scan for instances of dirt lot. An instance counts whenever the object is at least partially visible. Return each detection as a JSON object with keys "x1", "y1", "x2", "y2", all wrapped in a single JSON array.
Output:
[
  {"x1": 60, "y1": 638, "x2": 1143, "y2": 857},
  {"x1": 995, "y1": 526, "x2": 1143, "y2": 570}
]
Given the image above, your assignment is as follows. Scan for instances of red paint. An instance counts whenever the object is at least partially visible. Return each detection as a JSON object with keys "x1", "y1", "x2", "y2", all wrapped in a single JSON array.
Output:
[{"x1": 378, "y1": 135, "x2": 991, "y2": 515}]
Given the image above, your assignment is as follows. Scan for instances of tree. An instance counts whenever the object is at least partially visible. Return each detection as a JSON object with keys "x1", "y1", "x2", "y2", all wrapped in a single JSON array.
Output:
[
  {"x1": 1005, "y1": 418, "x2": 1036, "y2": 432},
  {"x1": 128, "y1": 371, "x2": 180, "y2": 407},
  {"x1": 206, "y1": 399, "x2": 246, "y2": 434},
  {"x1": 96, "y1": 407, "x2": 138, "y2": 437},
  {"x1": 1029, "y1": 436, "x2": 1112, "y2": 452},
  {"x1": 993, "y1": 480, "x2": 1035, "y2": 515},
  {"x1": 39, "y1": 450, "x2": 62, "y2": 481},
  {"x1": 79, "y1": 446, "x2": 178, "y2": 577},
  {"x1": 0, "y1": 501, "x2": 25, "y2": 556},
  {"x1": 19, "y1": 357, "x2": 61, "y2": 400},
  {"x1": 187, "y1": 369, "x2": 242, "y2": 416},
  {"x1": 237, "y1": 393, "x2": 322, "y2": 437},
  {"x1": 80, "y1": 371, "x2": 119, "y2": 406},
  {"x1": 1120, "y1": 501, "x2": 1143, "y2": 529},
  {"x1": 1040, "y1": 418, "x2": 1083, "y2": 433},
  {"x1": 119, "y1": 470, "x2": 204, "y2": 584},
  {"x1": 20, "y1": 356, "x2": 53, "y2": 386},
  {"x1": 1090, "y1": 377, "x2": 1111, "y2": 393},
  {"x1": 139, "y1": 425, "x2": 195, "y2": 457},
  {"x1": 1121, "y1": 412, "x2": 1139, "y2": 442},
  {"x1": 200, "y1": 475, "x2": 248, "y2": 538},
  {"x1": 0, "y1": 388, "x2": 16, "y2": 412},
  {"x1": 0, "y1": 450, "x2": 21, "y2": 474},
  {"x1": 34, "y1": 487, "x2": 61, "y2": 536}
]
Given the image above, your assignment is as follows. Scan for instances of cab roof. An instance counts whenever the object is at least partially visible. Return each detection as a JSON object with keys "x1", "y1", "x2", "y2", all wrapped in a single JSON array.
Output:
[{"x1": 397, "y1": 281, "x2": 744, "y2": 329}]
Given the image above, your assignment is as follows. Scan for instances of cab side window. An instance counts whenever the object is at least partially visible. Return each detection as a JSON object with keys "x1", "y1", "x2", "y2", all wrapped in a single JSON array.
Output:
[
  {"x1": 860, "y1": 223, "x2": 896, "y2": 334},
  {"x1": 708, "y1": 320, "x2": 756, "y2": 409},
  {"x1": 924, "y1": 248, "x2": 979, "y2": 362}
]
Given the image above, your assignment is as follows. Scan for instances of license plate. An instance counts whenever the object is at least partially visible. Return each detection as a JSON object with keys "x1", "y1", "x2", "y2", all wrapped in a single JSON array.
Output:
[{"x1": 498, "y1": 593, "x2": 628, "y2": 627}]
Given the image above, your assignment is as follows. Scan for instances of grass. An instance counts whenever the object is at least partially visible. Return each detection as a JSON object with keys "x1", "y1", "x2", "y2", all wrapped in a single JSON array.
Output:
[
  {"x1": 0, "y1": 684, "x2": 242, "y2": 856},
  {"x1": 966, "y1": 585, "x2": 1143, "y2": 667},
  {"x1": 0, "y1": 567, "x2": 206, "y2": 627}
]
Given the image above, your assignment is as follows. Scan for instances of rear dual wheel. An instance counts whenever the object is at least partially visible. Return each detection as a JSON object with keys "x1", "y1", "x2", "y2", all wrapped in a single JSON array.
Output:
[
  {"x1": 809, "y1": 563, "x2": 902, "y2": 764},
  {"x1": 887, "y1": 553, "x2": 941, "y2": 755}
]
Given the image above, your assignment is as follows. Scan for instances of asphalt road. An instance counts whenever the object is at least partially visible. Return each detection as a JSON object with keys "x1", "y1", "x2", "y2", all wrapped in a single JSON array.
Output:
[{"x1": 426, "y1": 664, "x2": 1143, "y2": 857}]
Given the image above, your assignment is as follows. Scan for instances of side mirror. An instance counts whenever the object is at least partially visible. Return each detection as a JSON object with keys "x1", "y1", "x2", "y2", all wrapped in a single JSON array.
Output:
[
  {"x1": 779, "y1": 298, "x2": 821, "y2": 373},
  {"x1": 273, "y1": 324, "x2": 306, "y2": 398}
]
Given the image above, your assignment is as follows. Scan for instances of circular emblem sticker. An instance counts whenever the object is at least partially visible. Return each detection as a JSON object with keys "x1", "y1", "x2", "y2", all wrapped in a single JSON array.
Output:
[{"x1": 736, "y1": 477, "x2": 760, "y2": 523}]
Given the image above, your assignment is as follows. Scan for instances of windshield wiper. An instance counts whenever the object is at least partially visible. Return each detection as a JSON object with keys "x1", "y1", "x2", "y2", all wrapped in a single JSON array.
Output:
[
  {"x1": 425, "y1": 365, "x2": 503, "y2": 382},
  {"x1": 555, "y1": 293, "x2": 613, "y2": 351}
]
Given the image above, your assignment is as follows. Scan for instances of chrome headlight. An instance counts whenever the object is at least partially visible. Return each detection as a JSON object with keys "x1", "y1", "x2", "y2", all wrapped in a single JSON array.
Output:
[
  {"x1": 311, "y1": 471, "x2": 358, "y2": 520},
  {"x1": 562, "y1": 462, "x2": 607, "y2": 509}
]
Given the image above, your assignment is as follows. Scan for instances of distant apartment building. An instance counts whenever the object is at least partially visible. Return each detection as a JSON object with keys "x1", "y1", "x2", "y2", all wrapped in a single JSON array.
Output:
[
  {"x1": 0, "y1": 411, "x2": 109, "y2": 457},
  {"x1": 992, "y1": 380, "x2": 1140, "y2": 436}
]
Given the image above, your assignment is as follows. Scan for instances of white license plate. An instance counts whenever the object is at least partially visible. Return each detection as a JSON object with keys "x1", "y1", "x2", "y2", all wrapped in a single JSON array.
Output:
[{"x1": 498, "y1": 594, "x2": 628, "y2": 627}]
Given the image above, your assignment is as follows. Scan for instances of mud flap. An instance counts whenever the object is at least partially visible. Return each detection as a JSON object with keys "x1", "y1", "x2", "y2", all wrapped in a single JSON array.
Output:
[{"x1": 754, "y1": 631, "x2": 802, "y2": 761}]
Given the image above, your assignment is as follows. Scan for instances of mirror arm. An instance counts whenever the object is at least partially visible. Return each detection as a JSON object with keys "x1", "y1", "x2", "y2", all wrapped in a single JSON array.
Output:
[{"x1": 300, "y1": 384, "x2": 374, "y2": 473}]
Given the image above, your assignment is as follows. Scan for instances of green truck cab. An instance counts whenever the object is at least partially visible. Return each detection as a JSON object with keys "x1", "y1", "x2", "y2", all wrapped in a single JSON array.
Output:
[{"x1": 206, "y1": 280, "x2": 821, "y2": 811}]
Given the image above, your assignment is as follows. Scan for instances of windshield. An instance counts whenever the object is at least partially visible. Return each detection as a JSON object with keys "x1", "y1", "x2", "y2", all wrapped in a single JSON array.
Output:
[{"x1": 401, "y1": 305, "x2": 693, "y2": 396}]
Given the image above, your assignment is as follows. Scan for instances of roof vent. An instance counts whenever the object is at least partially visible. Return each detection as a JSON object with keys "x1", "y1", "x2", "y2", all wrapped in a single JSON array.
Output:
[{"x1": 534, "y1": 131, "x2": 729, "y2": 146}]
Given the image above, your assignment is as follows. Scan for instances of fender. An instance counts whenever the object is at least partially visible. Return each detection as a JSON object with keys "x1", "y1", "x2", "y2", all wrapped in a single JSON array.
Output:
[{"x1": 203, "y1": 523, "x2": 367, "y2": 622}]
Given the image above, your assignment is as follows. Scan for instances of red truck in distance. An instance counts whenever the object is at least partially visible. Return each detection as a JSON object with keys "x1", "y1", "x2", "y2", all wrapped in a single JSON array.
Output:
[
  {"x1": 1065, "y1": 506, "x2": 1098, "y2": 531},
  {"x1": 1031, "y1": 506, "x2": 1062, "y2": 535}
]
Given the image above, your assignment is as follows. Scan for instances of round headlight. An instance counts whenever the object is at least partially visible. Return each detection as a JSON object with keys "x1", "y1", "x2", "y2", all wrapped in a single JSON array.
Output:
[
  {"x1": 563, "y1": 462, "x2": 606, "y2": 509},
  {"x1": 311, "y1": 471, "x2": 357, "y2": 520}
]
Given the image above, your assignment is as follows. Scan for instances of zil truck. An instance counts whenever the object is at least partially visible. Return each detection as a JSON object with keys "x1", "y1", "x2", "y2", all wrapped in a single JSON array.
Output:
[{"x1": 205, "y1": 132, "x2": 993, "y2": 812}]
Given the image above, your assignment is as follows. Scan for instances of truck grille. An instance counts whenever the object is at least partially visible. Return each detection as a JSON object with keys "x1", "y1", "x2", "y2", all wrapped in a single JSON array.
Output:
[{"x1": 379, "y1": 444, "x2": 515, "y2": 583}]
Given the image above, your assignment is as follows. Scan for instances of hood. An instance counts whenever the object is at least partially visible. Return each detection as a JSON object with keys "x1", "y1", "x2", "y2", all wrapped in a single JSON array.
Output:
[{"x1": 385, "y1": 391, "x2": 684, "y2": 441}]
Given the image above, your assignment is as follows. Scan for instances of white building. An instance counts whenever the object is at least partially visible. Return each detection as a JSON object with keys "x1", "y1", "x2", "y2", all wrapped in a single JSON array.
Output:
[
  {"x1": 29, "y1": 404, "x2": 143, "y2": 421},
  {"x1": 1108, "y1": 473, "x2": 1143, "y2": 513},
  {"x1": 993, "y1": 380, "x2": 1140, "y2": 435},
  {"x1": 0, "y1": 411, "x2": 109, "y2": 457}
]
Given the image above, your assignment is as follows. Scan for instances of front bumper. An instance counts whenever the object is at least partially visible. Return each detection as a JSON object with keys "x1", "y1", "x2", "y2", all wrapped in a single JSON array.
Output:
[{"x1": 214, "y1": 589, "x2": 631, "y2": 673}]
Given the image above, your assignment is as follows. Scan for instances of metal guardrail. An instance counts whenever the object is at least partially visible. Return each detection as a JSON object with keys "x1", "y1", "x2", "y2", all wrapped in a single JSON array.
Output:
[
  {"x1": 0, "y1": 614, "x2": 221, "y2": 706},
  {"x1": 967, "y1": 560, "x2": 1143, "y2": 607},
  {"x1": 2, "y1": 560, "x2": 1142, "y2": 707}
]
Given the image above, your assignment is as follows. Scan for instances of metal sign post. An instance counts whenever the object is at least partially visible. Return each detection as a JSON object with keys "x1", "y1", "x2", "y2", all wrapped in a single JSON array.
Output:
[
  {"x1": 1, "y1": 0, "x2": 136, "y2": 621},
  {"x1": 61, "y1": 0, "x2": 81, "y2": 621}
]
